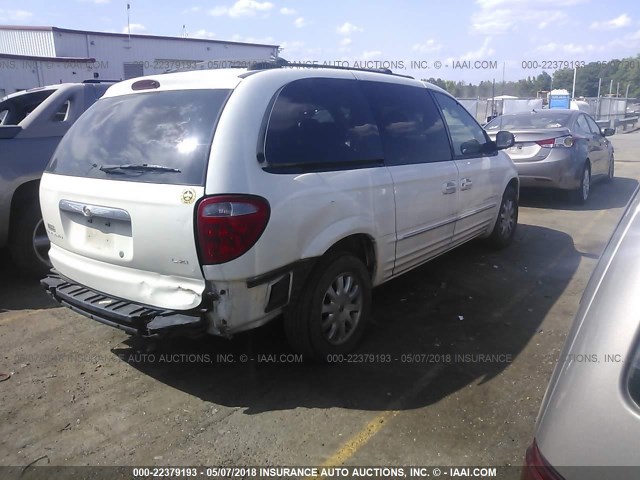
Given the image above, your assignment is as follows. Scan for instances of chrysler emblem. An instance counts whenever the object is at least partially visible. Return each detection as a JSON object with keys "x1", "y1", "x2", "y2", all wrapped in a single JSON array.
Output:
[{"x1": 82, "y1": 206, "x2": 93, "y2": 217}]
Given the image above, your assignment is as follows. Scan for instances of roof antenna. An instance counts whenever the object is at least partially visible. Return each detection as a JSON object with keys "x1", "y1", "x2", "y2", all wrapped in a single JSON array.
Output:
[{"x1": 126, "y1": 2, "x2": 131, "y2": 40}]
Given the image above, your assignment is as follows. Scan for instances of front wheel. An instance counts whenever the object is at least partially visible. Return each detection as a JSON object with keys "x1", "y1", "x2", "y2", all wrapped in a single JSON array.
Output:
[
  {"x1": 486, "y1": 186, "x2": 518, "y2": 249},
  {"x1": 604, "y1": 155, "x2": 614, "y2": 183},
  {"x1": 284, "y1": 253, "x2": 372, "y2": 361}
]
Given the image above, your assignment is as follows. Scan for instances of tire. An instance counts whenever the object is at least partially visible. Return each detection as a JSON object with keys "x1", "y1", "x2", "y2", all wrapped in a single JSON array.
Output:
[
  {"x1": 571, "y1": 163, "x2": 591, "y2": 204},
  {"x1": 486, "y1": 186, "x2": 518, "y2": 249},
  {"x1": 284, "y1": 253, "x2": 372, "y2": 361},
  {"x1": 9, "y1": 200, "x2": 52, "y2": 278},
  {"x1": 604, "y1": 155, "x2": 614, "y2": 183}
]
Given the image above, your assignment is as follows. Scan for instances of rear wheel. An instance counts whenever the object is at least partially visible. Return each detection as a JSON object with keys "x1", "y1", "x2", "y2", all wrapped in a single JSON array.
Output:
[
  {"x1": 571, "y1": 164, "x2": 591, "y2": 204},
  {"x1": 9, "y1": 200, "x2": 52, "y2": 278},
  {"x1": 486, "y1": 186, "x2": 518, "y2": 249},
  {"x1": 604, "y1": 155, "x2": 615, "y2": 183},
  {"x1": 284, "y1": 253, "x2": 371, "y2": 361}
]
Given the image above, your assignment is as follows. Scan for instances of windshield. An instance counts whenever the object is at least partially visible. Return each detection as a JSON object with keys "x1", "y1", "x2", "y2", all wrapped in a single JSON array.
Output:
[
  {"x1": 485, "y1": 112, "x2": 571, "y2": 130},
  {"x1": 46, "y1": 89, "x2": 231, "y2": 185}
]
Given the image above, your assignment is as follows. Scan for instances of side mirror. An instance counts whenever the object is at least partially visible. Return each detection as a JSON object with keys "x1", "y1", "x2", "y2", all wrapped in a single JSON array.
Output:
[
  {"x1": 495, "y1": 130, "x2": 515, "y2": 150},
  {"x1": 602, "y1": 127, "x2": 615, "y2": 137}
]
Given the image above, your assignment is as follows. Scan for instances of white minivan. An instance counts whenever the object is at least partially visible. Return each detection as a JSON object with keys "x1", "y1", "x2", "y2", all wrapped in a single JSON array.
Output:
[{"x1": 40, "y1": 63, "x2": 519, "y2": 359}]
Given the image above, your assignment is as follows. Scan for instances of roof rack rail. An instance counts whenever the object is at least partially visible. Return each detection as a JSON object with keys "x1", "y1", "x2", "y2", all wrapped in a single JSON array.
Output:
[
  {"x1": 82, "y1": 79, "x2": 119, "y2": 83},
  {"x1": 247, "y1": 60, "x2": 414, "y2": 79}
]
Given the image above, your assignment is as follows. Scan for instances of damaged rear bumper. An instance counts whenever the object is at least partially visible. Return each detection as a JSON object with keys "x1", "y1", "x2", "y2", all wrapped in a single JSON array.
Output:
[{"x1": 41, "y1": 271, "x2": 208, "y2": 337}]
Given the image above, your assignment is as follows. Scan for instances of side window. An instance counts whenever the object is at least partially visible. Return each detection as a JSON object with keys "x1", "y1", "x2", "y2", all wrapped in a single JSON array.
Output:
[
  {"x1": 0, "y1": 110, "x2": 8, "y2": 124},
  {"x1": 265, "y1": 78, "x2": 383, "y2": 169},
  {"x1": 360, "y1": 82, "x2": 452, "y2": 165},
  {"x1": 575, "y1": 115, "x2": 591, "y2": 134},
  {"x1": 585, "y1": 116, "x2": 602, "y2": 136},
  {"x1": 432, "y1": 92, "x2": 490, "y2": 157},
  {"x1": 52, "y1": 100, "x2": 70, "y2": 122}
]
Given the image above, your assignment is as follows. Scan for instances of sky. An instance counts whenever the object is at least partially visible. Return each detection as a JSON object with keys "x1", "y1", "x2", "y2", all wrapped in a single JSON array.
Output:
[{"x1": 1, "y1": 0, "x2": 639, "y2": 83}]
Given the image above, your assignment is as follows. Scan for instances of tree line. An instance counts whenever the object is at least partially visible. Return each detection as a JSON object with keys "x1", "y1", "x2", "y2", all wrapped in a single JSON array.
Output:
[{"x1": 423, "y1": 54, "x2": 640, "y2": 99}]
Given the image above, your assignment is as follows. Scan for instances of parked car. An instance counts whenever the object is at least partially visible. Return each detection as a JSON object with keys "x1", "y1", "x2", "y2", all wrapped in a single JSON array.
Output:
[
  {"x1": 485, "y1": 110, "x2": 615, "y2": 204},
  {"x1": 40, "y1": 64, "x2": 518, "y2": 359},
  {"x1": 0, "y1": 81, "x2": 114, "y2": 276},
  {"x1": 522, "y1": 186, "x2": 640, "y2": 479}
]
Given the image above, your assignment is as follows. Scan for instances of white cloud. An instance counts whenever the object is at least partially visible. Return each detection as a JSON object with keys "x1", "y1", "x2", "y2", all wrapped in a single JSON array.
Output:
[
  {"x1": 122, "y1": 23, "x2": 146, "y2": 34},
  {"x1": 336, "y1": 22, "x2": 363, "y2": 36},
  {"x1": 79, "y1": 0, "x2": 110, "y2": 3},
  {"x1": 209, "y1": 0, "x2": 273, "y2": 18},
  {"x1": 280, "y1": 7, "x2": 296, "y2": 15},
  {"x1": 535, "y1": 42, "x2": 559, "y2": 53},
  {"x1": 279, "y1": 40, "x2": 304, "y2": 54},
  {"x1": 192, "y1": 29, "x2": 216, "y2": 39},
  {"x1": 209, "y1": 6, "x2": 229, "y2": 15},
  {"x1": 183, "y1": 6, "x2": 201, "y2": 13},
  {"x1": 471, "y1": 0, "x2": 584, "y2": 34},
  {"x1": 294, "y1": 17, "x2": 307, "y2": 28},
  {"x1": 412, "y1": 39, "x2": 442, "y2": 53},
  {"x1": 534, "y1": 41, "x2": 604, "y2": 55},
  {"x1": 445, "y1": 37, "x2": 494, "y2": 64},
  {"x1": 231, "y1": 34, "x2": 275, "y2": 44},
  {"x1": 361, "y1": 50, "x2": 382, "y2": 60},
  {"x1": 459, "y1": 37, "x2": 495, "y2": 60},
  {"x1": 590, "y1": 13, "x2": 632, "y2": 30},
  {"x1": 340, "y1": 37, "x2": 352, "y2": 47},
  {"x1": 0, "y1": 9, "x2": 33, "y2": 21}
]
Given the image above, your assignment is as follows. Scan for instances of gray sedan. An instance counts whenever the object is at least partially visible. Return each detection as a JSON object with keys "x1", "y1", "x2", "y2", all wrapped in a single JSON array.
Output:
[
  {"x1": 522, "y1": 186, "x2": 640, "y2": 479},
  {"x1": 486, "y1": 110, "x2": 615, "y2": 203}
]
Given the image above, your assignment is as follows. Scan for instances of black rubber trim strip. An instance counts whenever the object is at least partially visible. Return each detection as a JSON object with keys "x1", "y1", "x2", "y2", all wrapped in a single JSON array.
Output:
[{"x1": 246, "y1": 258, "x2": 317, "y2": 288}]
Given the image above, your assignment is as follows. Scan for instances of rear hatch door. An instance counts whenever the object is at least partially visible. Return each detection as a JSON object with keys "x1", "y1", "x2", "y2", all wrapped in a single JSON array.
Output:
[{"x1": 40, "y1": 88, "x2": 231, "y2": 310}]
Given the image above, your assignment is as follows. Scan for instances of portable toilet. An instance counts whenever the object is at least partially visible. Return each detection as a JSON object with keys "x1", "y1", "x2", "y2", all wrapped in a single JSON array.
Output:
[{"x1": 549, "y1": 89, "x2": 571, "y2": 109}]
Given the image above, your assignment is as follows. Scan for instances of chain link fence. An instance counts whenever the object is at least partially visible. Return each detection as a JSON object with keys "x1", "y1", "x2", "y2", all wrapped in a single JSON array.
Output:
[{"x1": 458, "y1": 96, "x2": 637, "y2": 126}]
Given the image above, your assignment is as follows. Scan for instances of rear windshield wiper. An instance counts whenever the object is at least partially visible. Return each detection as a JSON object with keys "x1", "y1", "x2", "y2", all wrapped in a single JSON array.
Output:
[{"x1": 99, "y1": 164, "x2": 181, "y2": 174}]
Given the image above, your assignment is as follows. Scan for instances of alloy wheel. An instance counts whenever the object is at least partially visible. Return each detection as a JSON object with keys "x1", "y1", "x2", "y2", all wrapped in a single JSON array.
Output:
[{"x1": 321, "y1": 273, "x2": 363, "y2": 345}]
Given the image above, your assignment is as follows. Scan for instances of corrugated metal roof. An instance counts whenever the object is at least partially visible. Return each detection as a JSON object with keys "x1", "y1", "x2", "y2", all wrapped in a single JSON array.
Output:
[
  {"x1": 0, "y1": 25, "x2": 280, "y2": 49},
  {"x1": 0, "y1": 53, "x2": 95, "y2": 62},
  {"x1": 0, "y1": 28, "x2": 55, "y2": 56}
]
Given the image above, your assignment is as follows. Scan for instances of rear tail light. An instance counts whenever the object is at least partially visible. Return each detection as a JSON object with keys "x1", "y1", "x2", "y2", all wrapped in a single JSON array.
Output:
[
  {"x1": 536, "y1": 136, "x2": 574, "y2": 148},
  {"x1": 521, "y1": 439, "x2": 565, "y2": 480},
  {"x1": 196, "y1": 195, "x2": 270, "y2": 265}
]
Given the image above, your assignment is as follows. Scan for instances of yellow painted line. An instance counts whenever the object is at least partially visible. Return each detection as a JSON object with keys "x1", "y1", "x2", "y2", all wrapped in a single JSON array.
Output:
[
  {"x1": 307, "y1": 364, "x2": 445, "y2": 479},
  {"x1": 309, "y1": 209, "x2": 609, "y2": 476},
  {"x1": 313, "y1": 411, "x2": 397, "y2": 472}
]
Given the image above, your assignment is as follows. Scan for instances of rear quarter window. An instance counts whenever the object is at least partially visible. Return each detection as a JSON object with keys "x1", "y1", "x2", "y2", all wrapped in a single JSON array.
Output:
[
  {"x1": 46, "y1": 89, "x2": 231, "y2": 186},
  {"x1": 264, "y1": 78, "x2": 383, "y2": 172}
]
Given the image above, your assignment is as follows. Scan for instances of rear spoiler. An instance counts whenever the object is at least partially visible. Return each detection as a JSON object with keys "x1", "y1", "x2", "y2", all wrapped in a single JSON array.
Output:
[{"x1": 0, "y1": 125, "x2": 22, "y2": 139}]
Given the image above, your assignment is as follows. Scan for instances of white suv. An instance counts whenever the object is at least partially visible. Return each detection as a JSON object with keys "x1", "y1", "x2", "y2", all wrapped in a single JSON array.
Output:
[{"x1": 40, "y1": 64, "x2": 518, "y2": 359}]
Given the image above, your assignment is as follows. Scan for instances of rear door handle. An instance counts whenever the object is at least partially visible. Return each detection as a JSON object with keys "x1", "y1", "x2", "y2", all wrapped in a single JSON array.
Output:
[
  {"x1": 460, "y1": 178, "x2": 473, "y2": 190},
  {"x1": 442, "y1": 181, "x2": 457, "y2": 195}
]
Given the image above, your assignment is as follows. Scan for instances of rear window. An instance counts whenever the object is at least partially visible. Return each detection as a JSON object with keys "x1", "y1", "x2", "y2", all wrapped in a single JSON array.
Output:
[
  {"x1": 485, "y1": 112, "x2": 571, "y2": 130},
  {"x1": 0, "y1": 89, "x2": 55, "y2": 125},
  {"x1": 46, "y1": 89, "x2": 231, "y2": 186}
]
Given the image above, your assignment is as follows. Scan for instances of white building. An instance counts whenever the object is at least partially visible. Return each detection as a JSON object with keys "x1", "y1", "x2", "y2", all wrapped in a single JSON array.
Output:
[{"x1": 0, "y1": 25, "x2": 280, "y2": 96}]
